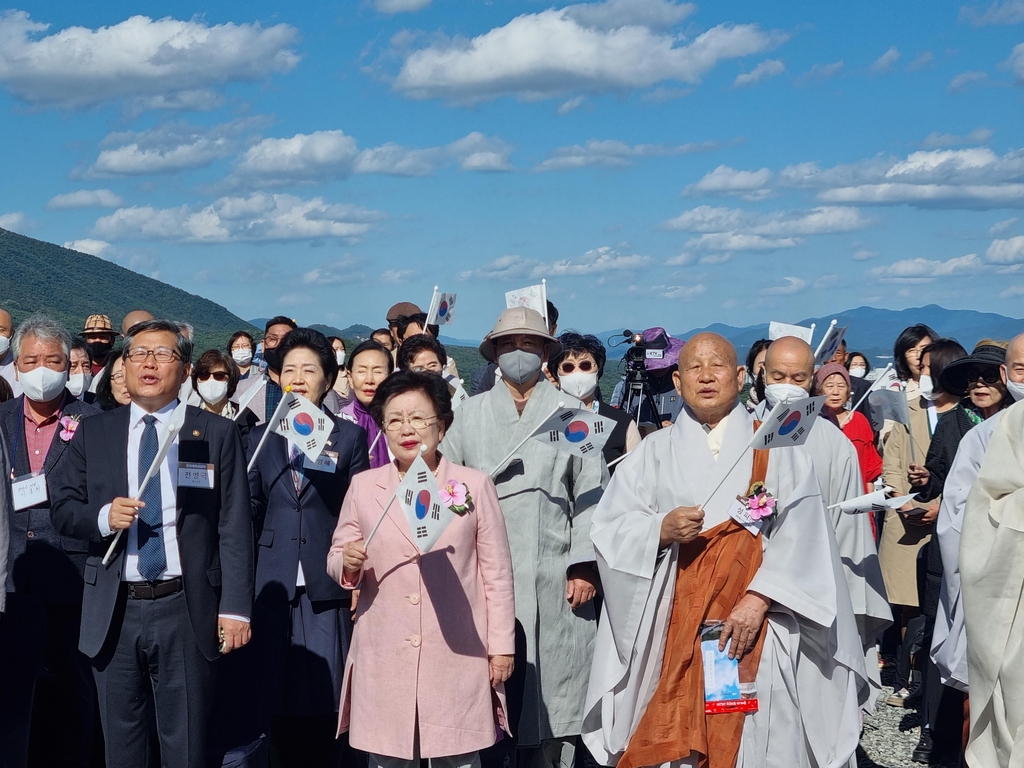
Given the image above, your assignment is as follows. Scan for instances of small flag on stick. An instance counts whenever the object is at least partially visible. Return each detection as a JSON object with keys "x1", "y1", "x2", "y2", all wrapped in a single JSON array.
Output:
[
  {"x1": 529, "y1": 406, "x2": 616, "y2": 458},
  {"x1": 271, "y1": 391, "x2": 333, "y2": 462},
  {"x1": 425, "y1": 286, "x2": 457, "y2": 327},
  {"x1": 768, "y1": 321, "x2": 815, "y2": 345},
  {"x1": 505, "y1": 284, "x2": 545, "y2": 316},
  {"x1": 396, "y1": 452, "x2": 453, "y2": 553},
  {"x1": 829, "y1": 488, "x2": 919, "y2": 514},
  {"x1": 749, "y1": 396, "x2": 826, "y2": 449},
  {"x1": 813, "y1": 320, "x2": 847, "y2": 366}
]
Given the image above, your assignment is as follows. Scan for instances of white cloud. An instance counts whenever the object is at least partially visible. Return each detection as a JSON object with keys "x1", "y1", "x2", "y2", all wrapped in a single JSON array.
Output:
[
  {"x1": 234, "y1": 130, "x2": 511, "y2": 183},
  {"x1": 1007, "y1": 43, "x2": 1024, "y2": 83},
  {"x1": 1000, "y1": 284, "x2": 1024, "y2": 298},
  {"x1": 375, "y1": 0, "x2": 433, "y2": 13},
  {"x1": 814, "y1": 273, "x2": 839, "y2": 289},
  {"x1": 0, "y1": 212, "x2": 27, "y2": 231},
  {"x1": 47, "y1": 189, "x2": 123, "y2": 209},
  {"x1": 990, "y1": 217, "x2": 1019, "y2": 234},
  {"x1": 93, "y1": 193, "x2": 385, "y2": 243},
  {"x1": 537, "y1": 139, "x2": 720, "y2": 171},
  {"x1": 392, "y1": 1, "x2": 786, "y2": 102},
  {"x1": 663, "y1": 204, "x2": 868, "y2": 251},
  {"x1": 302, "y1": 259, "x2": 362, "y2": 285},
  {"x1": 683, "y1": 165, "x2": 772, "y2": 200},
  {"x1": 950, "y1": 71, "x2": 988, "y2": 92},
  {"x1": 795, "y1": 60, "x2": 843, "y2": 86},
  {"x1": 960, "y1": 0, "x2": 1024, "y2": 25},
  {"x1": 546, "y1": 246, "x2": 651, "y2": 275},
  {"x1": 0, "y1": 11, "x2": 299, "y2": 110},
  {"x1": 908, "y1": 52, "x2": 934, "y2": 71},
  {"x1": 88, "y1": 119, "x2": 262, "y2": 176},
  {"x1": 381, "y1": 269, "x2": 416, "y2": 283},
  {"x1": 733, "y1": 58, "x2": 784, "y2": 87},
  {"x1": 63, "y1": 238, "x2": 110, "y2": 256},
  {"x1": 852, "y1": 248, "x2": 879, "y2": 261},
  {"x1": 698, "y1": 252, "x2": 730, "y2": 265},
  {"x1": 558, "y1": 95, "x2": 587, "y2": 114},
  {"x1": 763, "y1": 277, "x2": 808, "y2": 295},
  {"x1": 922, "y1": 127, "x2": 993, "y2": 148},
  {"x1": 871, "y1": 47, "x2": 900, "y2": 73},
  {"x1": 867, "y1": 253, "x2": 985, "y2": 283},
  {"x1": 986, "y1": 235, "x2": 1024, "y2": 263},
  {"x1": 457, "y1": 254, "x2": 539, "y2": 281},
  {"x1": 658, "y1": 283, "x2": 706, "y2": 299},
  {"x1": 781, "y1": 147, "x2": 1024, "y2": 209}
]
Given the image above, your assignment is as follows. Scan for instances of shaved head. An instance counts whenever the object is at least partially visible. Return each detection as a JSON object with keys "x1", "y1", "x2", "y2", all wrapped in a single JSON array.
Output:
[
  {"x1": 121, "y1": 310, "x2": 155, "y2": 336},
  {"x1": 674, "y1": 332, "x2": 743, "y2": 427},
  {"x1": 763, "y1": 336, "x2": 816, "y2": 392},
  {"x1": 1002, "y1": 333, "x2": 1024, "y2": 385}
]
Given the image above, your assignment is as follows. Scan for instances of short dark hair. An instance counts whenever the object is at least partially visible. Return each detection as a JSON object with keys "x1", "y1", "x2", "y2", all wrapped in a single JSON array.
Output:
[
  {"x1": 122, "y1": 319, "x2": 193, "y2": 364},
  {"x1": 397, "y1": 334, "x2": 448, "y2": 371},
  {"x1": 192, "y1": 349, "x2": 240, "y2": 399},
  {"x1": 550, "y1": 332, "x2": 606, "y2": 379},
  {"x1": 277, "y1": 328, "x2": 339, "y2": 396},
  {"x1": 846, "y1": 351, "x2": 872, "y2": 375},
  {"x1": 228, "y1": 331, "x2": 255, "y2": 353},
  {"x1": 924, "y1": 338, "x2": 967, "y2": 396},
  {"x1": 894, "y1": 324, "x2": 938, "y2": 380},
  {"x1": 370, "y1": 328, "x2": 394, "y2": 350},
  {"x1": 71, "y1": 337, "x2": 92, "y2": 365},
  {"x1": 369, "y1": 370, "x2": 454, "y2": 430},
  {"x1": 547, "y1": 301, "x2": 559, "y2": 333},
  {"x1": 349, "y1": 340, "x2": 396, "y2": 374},
  {"x1": 396, "y1": 312, "x2": 439, "y2": 341},
  {"x1": 264, "y1": 316, "x2": 297, "y2": 335},
  {"x1": 745, "y1": 339, "x2": 771, "y2": 374}
]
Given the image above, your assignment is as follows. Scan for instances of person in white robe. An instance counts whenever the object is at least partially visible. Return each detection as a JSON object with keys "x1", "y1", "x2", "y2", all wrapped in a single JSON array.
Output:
[
  {"x1": 961, "y1": 397, "x2": 1024, "y2": 767},
  {"x1": 933, "y1": 335, "x2": 1024, "y2": 694},
  {"x1": 582, "y1": 333, "x2": 869, "y2": 768},
  {"x1": 754, "y1": 336, "x2": 891, "y2": 698},
  {"x1": 441, "y1": 307, "x2": 605, "y2": 768}
]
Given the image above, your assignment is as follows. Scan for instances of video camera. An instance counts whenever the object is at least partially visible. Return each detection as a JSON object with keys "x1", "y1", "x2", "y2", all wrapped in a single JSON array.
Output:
[{"x1": 621, "y1": 329, "x2": 669, "y2": 371}]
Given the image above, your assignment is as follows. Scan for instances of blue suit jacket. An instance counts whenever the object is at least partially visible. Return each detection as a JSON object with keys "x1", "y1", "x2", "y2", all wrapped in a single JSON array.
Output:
[
  {"x1": 0, "y1": 391, "x2": 100, "y2": 600},
  {"x1": 247, "y1": 412, "x2": 368, "y2": 603}
]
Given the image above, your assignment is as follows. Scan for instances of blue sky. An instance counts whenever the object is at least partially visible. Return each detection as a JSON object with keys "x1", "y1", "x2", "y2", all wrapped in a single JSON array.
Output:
[{"x1": 1, "y1": 0, "x2": 1022, "y2": 338}]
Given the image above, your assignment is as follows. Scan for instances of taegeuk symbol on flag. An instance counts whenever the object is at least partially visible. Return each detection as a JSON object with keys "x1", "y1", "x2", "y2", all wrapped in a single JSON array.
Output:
[
  {"x1": 271, "y1": 391, "x2": 333, "y2": 462},
  {"x1": 530, "y1": 407, "x2": 616, "y2": 458},
  {"x1": 397, "y1": 452, "x2": 454, "y2": 553},
  {"x1": 425, "y1": 287, "x2": 457, "y2": 327},
  {"x1": 750, "y1": 396, "x2": 826, "y2": 449}
]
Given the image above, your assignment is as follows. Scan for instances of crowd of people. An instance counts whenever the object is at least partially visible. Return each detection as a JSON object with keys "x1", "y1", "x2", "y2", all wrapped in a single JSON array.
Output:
[{"x1": 0, "y1": 298, "x2": 1022, "y2": 768}]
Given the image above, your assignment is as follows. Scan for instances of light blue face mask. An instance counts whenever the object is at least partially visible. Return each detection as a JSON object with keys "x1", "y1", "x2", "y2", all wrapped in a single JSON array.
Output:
[{"x1": 498, "y1": 350, "x2": 543, "y2": 386}]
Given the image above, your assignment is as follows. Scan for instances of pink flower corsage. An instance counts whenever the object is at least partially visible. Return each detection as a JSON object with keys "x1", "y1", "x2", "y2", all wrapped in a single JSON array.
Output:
[
  {"x1": 440, "y1": 480, "x2": 473, "y2": 515},
  {"x1": 743, "y1": 481, "x2": 777, "y2": 521},
  {"x1": 58, "y1": 415, "x2": 81, "y2": 444}
]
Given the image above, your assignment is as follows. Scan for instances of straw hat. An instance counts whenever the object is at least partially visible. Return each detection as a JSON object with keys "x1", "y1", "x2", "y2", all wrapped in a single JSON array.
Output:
[
  {"x1": 82, "y1": 314, "x2": 114, "y2": 334},
  {"x1": 479, "y1": 307, "x2": 561, "y2": 363}
]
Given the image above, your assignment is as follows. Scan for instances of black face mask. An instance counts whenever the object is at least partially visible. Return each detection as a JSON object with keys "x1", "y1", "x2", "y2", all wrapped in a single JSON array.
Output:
[
  {"x1": 263, "y1": 346, "x2": 282, "y2": 373},
  {"x1": 86, "y1": 340, "x2": 112, "y2": 361}
]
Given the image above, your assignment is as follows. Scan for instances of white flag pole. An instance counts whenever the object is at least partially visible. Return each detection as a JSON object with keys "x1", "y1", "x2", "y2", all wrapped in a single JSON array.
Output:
[
  {"x1": 246, "y1": 387, "x2": 293, "y2": 473},
  {"x1": 699, "y1": 446, "x2": 754, "y2": 510},
  {"x1": 489, "y1": 401, "x2": 564, "y2": 479},
  {"x1": 606, "y1": 452, "x2": 629, "y2": 469},
  {"x1": 102, "y1": 405, "x2": 187, "y2": 566},
  {"x1": 540, "y1": 279, "x2": 549, "y2": 331},
  {"x1": 849, "y1": 363, "x2": 893, "y2": 415},
  {"x1": 813, "y1": 319, "x2": 838, "y2": 362},
  {"x1": 367, "y1": 429, "x2": 383, "y2": 457},
  {"x1": 233, "y1": 377, "x2": 267, "y2": 421},
  {"x1": 364, "y1": 445, "x2": 426, "y2": 548},
  {"x1": 425, "y1": 286, "x2": 440, "y2": 327},
  {"x1": 808, "y1": 323, "x2": 817, "y2": 347}
]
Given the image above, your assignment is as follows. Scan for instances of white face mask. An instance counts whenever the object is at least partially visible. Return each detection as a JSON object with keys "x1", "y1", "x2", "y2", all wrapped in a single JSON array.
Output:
[
  {"x1": 919, "y1": 374, "x2": 939, "y2": 402},
  {"x1": 197, "y1": 379, "x2": 229, "y2": 405},
  {"x1": 66, "y1": 372, "x2": 93, "y2": 397},
  {"x1": 849, "y1": 367, "x2": 867, "y2": 378},
  {"x1": 231, "y1": 349, "x2": 253, "y2": 367},
  {"x1": 335, "y1": 350, "x2": 346, "y2": 367},
  {"x1": 19, "y1": 366, "x2": 68, "y2": 403},
  {"x1": 764, "y1": 383, "x2": 809, "y2": 410},
  {"x1": 0, "y1": 336, "x2": 9, "y2": 357},
  {"x1": 1006, "y1": 379, "x2": 1024, "y2": 402},
  {"x1": 559, "y1": 371, "x2": 599, "y2": 401}
]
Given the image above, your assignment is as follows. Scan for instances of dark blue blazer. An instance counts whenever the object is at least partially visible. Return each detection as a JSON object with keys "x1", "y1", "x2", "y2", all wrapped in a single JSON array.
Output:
[
  {"x1": 247, "y1": 412, "x2": 368, "y2": 603},
  {"x1": 49, "y1": 405, "x2": 255, "y2": 660},
  {"x1": 0, "y1": 391, "x2": 100, "y2": 600}
]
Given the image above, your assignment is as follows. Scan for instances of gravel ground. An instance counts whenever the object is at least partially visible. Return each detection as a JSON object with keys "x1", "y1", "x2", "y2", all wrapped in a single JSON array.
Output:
[{"x1": 856, "y1": 658, "x2": 959, "y2": 768}]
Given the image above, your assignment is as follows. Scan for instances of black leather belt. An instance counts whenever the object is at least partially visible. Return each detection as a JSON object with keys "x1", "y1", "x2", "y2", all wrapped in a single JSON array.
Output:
[{"x1": 126, "y1": 577, "x2": 183, "y2": 600}]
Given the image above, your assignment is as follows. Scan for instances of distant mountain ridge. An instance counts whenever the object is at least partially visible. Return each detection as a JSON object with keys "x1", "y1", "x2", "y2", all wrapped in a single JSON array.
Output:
[{"x1": 0, "y1": 228, "x2": 257, "y2": 352}]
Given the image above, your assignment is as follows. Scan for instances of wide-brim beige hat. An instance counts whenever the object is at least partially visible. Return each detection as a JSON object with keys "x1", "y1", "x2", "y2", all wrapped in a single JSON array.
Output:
[{"x1": 479, "y1": 307, "x2": 561, "y2": 363}]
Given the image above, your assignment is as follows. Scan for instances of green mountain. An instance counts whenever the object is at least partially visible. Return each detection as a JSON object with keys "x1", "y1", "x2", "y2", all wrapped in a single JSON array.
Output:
[{"x1": 0, "y1": 228, "x2": 257, "y2": 353}]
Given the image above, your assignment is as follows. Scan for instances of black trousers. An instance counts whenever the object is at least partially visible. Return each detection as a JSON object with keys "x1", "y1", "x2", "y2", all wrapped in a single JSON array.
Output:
[
  {"x1": 0, "y1": 593, "x2": 45, "y2": 768},
  {"x1": 92, "y1": 589, "x2": 215, "y2": 768}
]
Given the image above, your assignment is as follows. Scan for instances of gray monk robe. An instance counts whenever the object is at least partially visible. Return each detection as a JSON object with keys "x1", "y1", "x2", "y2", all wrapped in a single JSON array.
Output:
[
  {"x1": 582, "y1": 402, "x2": 869, "y2": 768},
  {"x1": 441, "y1": 378, "x2": 605, "y2": 748}
]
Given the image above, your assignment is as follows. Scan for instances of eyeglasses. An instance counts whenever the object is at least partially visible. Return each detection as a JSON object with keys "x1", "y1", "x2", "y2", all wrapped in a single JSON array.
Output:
[
  {"x1": 125, "y1": 348, "x2": 181, "y2": 364},
  {"x1": 384, "y1": 415, "x2": 438, "y2": 433},
  {"x1": 965, "y1": 367, "x2": 1001, "y2": 385},
  {"x1": 199, "y1": 371, "x2": 229, "y2": 382},
  {"x1": 559, "y1": 360, "x2": 595, "y2": 375},
  {"x1": 110, "y1": 372, "x2": 125, "y2": 382}
]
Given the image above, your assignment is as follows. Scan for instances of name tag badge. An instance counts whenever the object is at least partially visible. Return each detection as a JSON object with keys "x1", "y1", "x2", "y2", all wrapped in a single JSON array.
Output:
[
  {"x1": 178, "y1": 462, "x2": 215, "y2": 489},
  {"x1": 304, "y1": 450, "x2": 338, "y2": 473},
  {"x1": 12, "y1": 472, "x2": 47, "y2": 511},
  {"x1": 728, "y1": 496, "x2": 765, "y2": 537}
]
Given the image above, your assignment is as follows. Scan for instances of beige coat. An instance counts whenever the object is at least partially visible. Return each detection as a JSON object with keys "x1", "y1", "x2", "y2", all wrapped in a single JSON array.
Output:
[{"x1": 879, "y1": 394, "x2": 934, "y2": 606}]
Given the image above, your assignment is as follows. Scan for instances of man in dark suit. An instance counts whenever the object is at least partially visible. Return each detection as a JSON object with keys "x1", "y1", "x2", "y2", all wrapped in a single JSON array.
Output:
[
  {"x1": 0, "y1": 315, "x2": 100, "y2": 768},
  {"x1": 50, "y1": 319, "x2": 254, "y2": 768}
]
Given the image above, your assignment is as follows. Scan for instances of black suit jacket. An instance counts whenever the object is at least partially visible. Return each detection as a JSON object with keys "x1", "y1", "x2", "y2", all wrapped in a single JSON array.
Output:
[
  {"x1": 247, "y1": 413, "x2": 368, "y2": 603},
  {"x1": 49, "y1": 405, "x2": 254, "y2": 661},
  {"x1": 0, "y1": 391, "x2": 100, "y2": 600},
  {"x1": 849, "y1": 375, "x2": 878, "y2": 432}
]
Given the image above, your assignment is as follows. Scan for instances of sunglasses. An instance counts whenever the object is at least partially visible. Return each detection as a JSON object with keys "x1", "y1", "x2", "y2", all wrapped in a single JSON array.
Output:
[
  {"x1": 558, "y1": 360, "x2": 595, "y2": 374},
  {"x1": 965, "y1": 367, "x2": 1001, "y2": 385},
  {"x1": 199, "y1": 371, "x2": 230, "y2": 382}
]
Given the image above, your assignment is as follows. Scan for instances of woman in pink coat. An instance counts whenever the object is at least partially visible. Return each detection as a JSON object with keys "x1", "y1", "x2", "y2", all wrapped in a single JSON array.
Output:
[{"x1": 327, "y1": 370, "x2": 516, "y2": 768}]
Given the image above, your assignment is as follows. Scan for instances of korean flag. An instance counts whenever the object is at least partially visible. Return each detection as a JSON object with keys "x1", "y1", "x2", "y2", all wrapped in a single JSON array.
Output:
[
  {"x1": 271, "y1": 391, "x2": 334, "y2": 462},
  {"x1": 749, "y1": 396, "x2": 826, "y2": 449},
  {"x1": 396, "y1": 453, "x2": 454, "y2": 553},
  {"x1": 530, "y1": 407, "x2": 616, "y2": 459}
]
